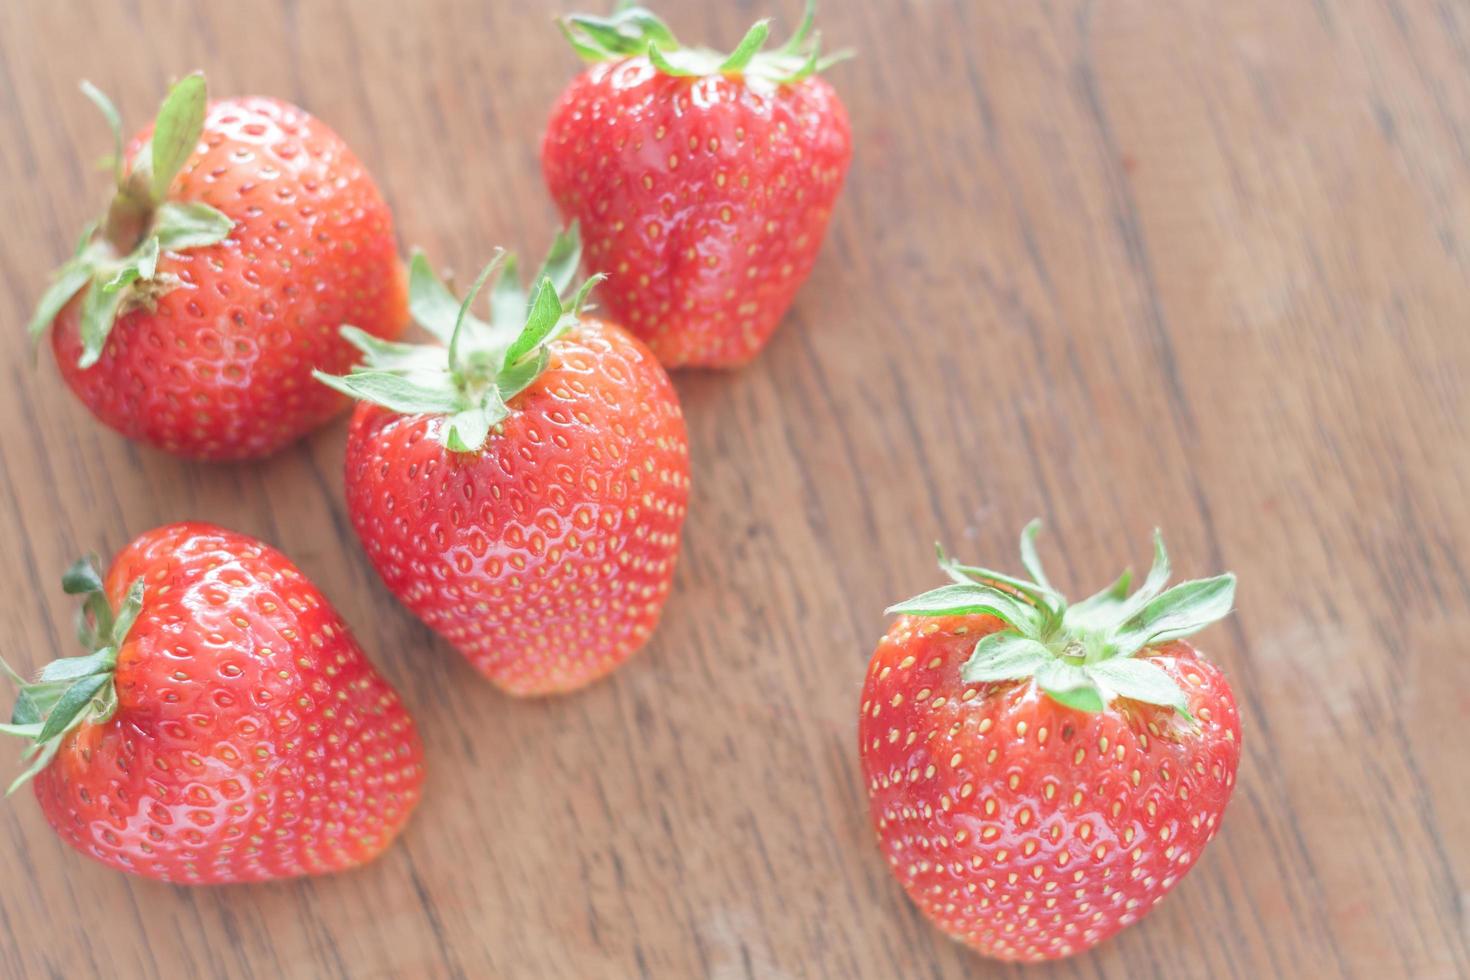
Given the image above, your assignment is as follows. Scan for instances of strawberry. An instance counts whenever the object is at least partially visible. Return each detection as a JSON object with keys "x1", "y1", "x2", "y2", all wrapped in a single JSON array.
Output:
[
  {"x1": 316, "y1": 225, "x2": 690, "y2": 695},
  {"x1": 28, "y1": 73, "x2": 407, "y2": 461},
  {"x1": 0, "y1": 523, "x2": 424, "y2": 884},
  {"x1": 543, "y1": 3, "x2": 853, "y2": 368},
  {"x1": 859, "y1": 523, "x2": 1241, "y2": 961}
]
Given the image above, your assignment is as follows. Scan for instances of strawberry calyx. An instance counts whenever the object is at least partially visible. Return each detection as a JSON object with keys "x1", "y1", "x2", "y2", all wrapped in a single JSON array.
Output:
[
  {"x1": 315, "y1": 224, "x2": 605, "y2": 454},
  {"x1": 27, "y1": 73, "x2": 234, "y2": 368},
  {"x1": 558, "y1": 1, "x2": 853, "y2": 88},
  {"x1": 887, "y1": 521, "x2": 1237, "y2": 721},
  {"x1": 0, "y1": 558, "x2": 144, "y2": 795}
]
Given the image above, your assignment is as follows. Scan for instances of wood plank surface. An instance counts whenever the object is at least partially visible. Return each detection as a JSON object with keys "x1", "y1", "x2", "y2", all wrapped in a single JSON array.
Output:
[{"x1": 0, "y1": 0, "x2": 1466, "y2": 977}]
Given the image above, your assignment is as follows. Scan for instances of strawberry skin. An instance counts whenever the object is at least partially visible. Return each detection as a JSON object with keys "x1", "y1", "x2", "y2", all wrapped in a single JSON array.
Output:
[
  {"x1": 343, "y1": 317, "x2": 690, "y2": 695},
  {"x1": 860, "y1": 618, "x2": 1240, "y2": 961},
  {"x1": 39, "y1": 81, "x2": 406, "y2": 461},
  {"x1": 543, "y1": 7, "x2": 852, "y2": 368},
  {"x1": 18, "y1": 523, "x2": 424, "y2": 884}
]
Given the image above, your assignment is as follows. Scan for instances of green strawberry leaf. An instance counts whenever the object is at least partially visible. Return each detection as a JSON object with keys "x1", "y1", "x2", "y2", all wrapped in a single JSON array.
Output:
[
  {"x1": 886, "y1": 582, "x2": 1042, "y2": 635},
  {"x1": 502, "y1": 277, "x2": 565, "y2": 369},
  {"x1": 489, "y1": 253, "x2": 525, "y2": 329},
  {"x1": 36, "y1": 647, "x2": 116, "y2": 685},
  {"x1": 936, "y1": 543, "x2": 1064, "y2": 618},
  {"x1": 80, "y1": 80, "x2": 124, "y2": 185},
  {"x1": 27, "y1": 260, "x2": 94, "y2": 343},
  {"x1": 1088, "y1": 657, "x2": 1193, "y2": 718},
  {"x1": 338, "y1": 326, "x2": 444, "y2": 373},
  {"x1": 1018, "y1": 519, "x2": 1054, "y2": 593},
  {"x1": 6, "y1": 740, "x2": 61, "y2": 797},
  {"x1": 135, "y1": 236, "x2": 160, "y2": 280},
  {"x1": 408, "y1": 251, "x2": 478, "y2": 344},
  {"x1": 533, "y1": 223, "x2": 582, "y2": 301},
  {"x1": 498, "y1": 347, "x2": 551, "y2": 403},
  {"x1": 1066, "y1": 567, "x2": 1134, "y2": 632},
  {"x1": 447, "y1": 254, "x2": 505, "y2": 372},
  {"x1": 77, "y1": 277, "x2": 126, "y2": 369},
  {"x1": 720, "y1": 20, "x2": 772, "y2": 73},
  {"x1": 1115, "y1": 574, "x2": 1237, "y2": 655},
  {"x1": 961, "y1": 633, "x2": 1053, "y2": 684},
  {"x1": 313, "y1": 370, "x2": 464, "y2": 415},
  {"x1": 445, "y1": 399, "x2": 507, "y2": 455},
  {"x1": 152, "y1": 200, "x2": 233, "y2": 252},
  {"x1": 149, "y1": 73, "x2": 207, "y2": 203},
  {"x1": 781, "y1": 0, "x2": 817, "y2": 54},
  {"x1": 61, "y1": 557, "x2": 104, "y2": 595},
  {"x1": 110, "y1": 578, "x2": 145, "y2": 646},
  {"x1": 1114, "y1": 530, "x2": 1172, "y2": 624},
  {"x1": 35, "y1": 673, "x2": 110, "y2": 744},
  {"x1": 1036, "y1": 659, "x2": 1106, "y2": 713}
]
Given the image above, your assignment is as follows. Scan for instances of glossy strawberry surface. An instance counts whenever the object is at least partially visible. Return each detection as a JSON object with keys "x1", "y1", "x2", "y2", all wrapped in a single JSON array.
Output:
[
  {"x1": 51, "y1": 97, "x2": 407, "y2": 460},
  {"x1": 343, "y1": 317, "x2": 690, "y2": 695},
  {"x1": 859, "y1": 615, "x2": 1241, "y2": 962},
  {"x1": 32, "y1": 523, "x2": 424, "y2": 884},
  {"x1": 543, "y1": 61, "x2": 851, "y2": 368}
]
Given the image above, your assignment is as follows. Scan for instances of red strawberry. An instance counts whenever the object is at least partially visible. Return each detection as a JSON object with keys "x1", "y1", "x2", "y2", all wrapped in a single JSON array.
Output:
[
  {"x1": 543, "y1": 3, "x2": 852, "y2": 368},
  {"x1": 0, "y1": 523, "x2": 424, "y2": 884},
  {"x1": 859, "y1": 524, "x2": 1241, "y2": 961},
  {"x1": 316, "y1": 226, "x2": 690, "y2": 695},
  {"x1": 29, "y1": 73, "x2": 407, "y2": 461}
]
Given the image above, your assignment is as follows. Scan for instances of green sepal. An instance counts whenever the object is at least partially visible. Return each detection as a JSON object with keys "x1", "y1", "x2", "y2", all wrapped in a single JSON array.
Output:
[
  {"x1": 936, "y1": 542, "x2": 1064, "y2": 622},
  {"x1": 886, "y1": 582, "x2": 1043, "y2": 635},
  {"x1": 720, "y1": 20, "x2": 772, "y2": 72},
  {"x1": 489, "y1": 253, "x2": 526, "y2": 329},
  {"x1": 318, "y1": 226, "x2": 602, "y2": 453},
  {"x1": 961, "y1": 633, "x2": 1052, "y2": 684},
  {"x1": 502, "y1": 278, "x2": 565, "y2": 368},
  {"x1": 408, "y1": 250, "x2": 475, "y2": 344},
  {"x1": 1036, "y1": 660, "x2": 1106, "y2": 713},
  {"x1": 497, "y1": 348, "x2": 551, "y2": 402},
  {"x1": 448, "y1": 253, "x2": 507, "y2": 374},
  {"x1": 445, "y1": 399, "x2": 507, "y2": 454},
  {"x1": 2, "y1": 568, "x2": 143, "y2": 794},
  {"x1": 1088, "y1": 657, "x2": 1194, "y2": 723},
  {"x1": 312, "y1": 370, "x2": 463, "y2": 415},
  {"x1": 27, "y1": 75, "x2": 234, "y2": 366},
  {"x1": 892, "y1": 522, "x2": 1236, "y2": 718},
  {"x1": 1017, "y1": 519, "x2": 1054, "y2": 593},
  {"x1": 152, "y1": 200, "x2": 232, "y2": 252},
  {"x1": 1066, "y1": 567, "x2": 1133, "y2": 631},
  {"x1": 27, "y1": 261, "x2": 94, "y2": 344},
  {"x1": 77, "y1": 273, "x2": 129, "y2": 368},
  {"x1": 558, "y1": 1, "x2": 850, "y2": 85},
  {"x1": 36, "y1": 647, "x2": 116, "y2": 685},
  {"x1": 534, "y1": 222, "x2": 583, "y2": 300},
  {"x1": 148, "y1": 72, "x2": 208, "y2": 203},
  {"x1": 1114, "y1": 574, "x2": 1237, "y2": 657},
  {"x1": 80, "y1": 80, "x2": 124, "y2": 184}
]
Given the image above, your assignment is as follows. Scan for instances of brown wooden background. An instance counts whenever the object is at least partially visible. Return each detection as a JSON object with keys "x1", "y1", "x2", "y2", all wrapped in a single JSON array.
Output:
[{"x1": 1, "y1": 1, "x2": 1466, "y2": 977}]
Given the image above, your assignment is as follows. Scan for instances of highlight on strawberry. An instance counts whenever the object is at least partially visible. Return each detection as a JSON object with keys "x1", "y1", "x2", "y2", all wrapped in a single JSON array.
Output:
[
  {"x1": 859, "y1": 522, "x2": 1242, "y2": 961},
  {"x1": 0, "y1": 523, "x2": 424, "y2": 884},
  {"x1": 543, "y1": 2, "x2": 853, "y2": 368},
  {"x1": 28, "y1": 73, "x2": 407, "y2": 461},
  {"x1": 316, "y1": 225, "x2": 690, "y2": 696}
]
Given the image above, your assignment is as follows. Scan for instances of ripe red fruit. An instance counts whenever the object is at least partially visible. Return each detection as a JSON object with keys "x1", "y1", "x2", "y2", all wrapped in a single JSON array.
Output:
[
  {"x1": 29, "y1": 73, "x2": 407, "y2": 461},
  {"x1": 859, "y1": 524, "x2": 1241, "y2": 961},
  {"x1": 316, "y1": 226, "x2": 690, "y2": 695},
  {"x1": 543, "y1": 3, "x2": 853, "y2": 368},
  {"x1": 0, "y1": 523, "x2": 424, "y2": 884}
]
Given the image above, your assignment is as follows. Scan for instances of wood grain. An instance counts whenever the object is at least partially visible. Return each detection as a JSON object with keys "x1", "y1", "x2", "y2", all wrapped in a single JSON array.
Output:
[{"x1": 1, "y1": 0, "x2": 1467, "y2": 976}]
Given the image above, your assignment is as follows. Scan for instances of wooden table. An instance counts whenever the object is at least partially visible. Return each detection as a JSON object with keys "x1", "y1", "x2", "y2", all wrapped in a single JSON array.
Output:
[{"x1": 1, "y1": 1, "x2": 1466, "y2": 977}]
